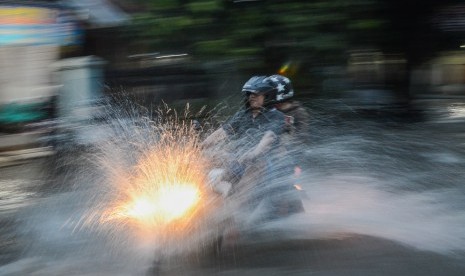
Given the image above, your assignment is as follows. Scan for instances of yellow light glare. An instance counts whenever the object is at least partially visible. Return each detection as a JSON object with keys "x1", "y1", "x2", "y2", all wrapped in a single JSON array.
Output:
[
  {"x1": 279, "y1": 64, "x2": 289, "y2": 74},
  {"x1": 126, "y1": 197, "x2": 157, "y2": 220},
  {"x1": 157, "y1": 184, "x2": 200, "y2": 220},
  {"x1": 95, "y1": 112, "x2": 211, "y2": 235},
  {"x1": 124, "y1": 184, "x2": 200, "y2": 224}
]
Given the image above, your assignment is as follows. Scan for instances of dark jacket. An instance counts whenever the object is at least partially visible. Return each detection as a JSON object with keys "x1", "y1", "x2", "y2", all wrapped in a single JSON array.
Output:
[
  {"x1": 278, "y1": 101, "x2": 310, "y2": 143},
  {"x1": 223, "y1": 107, "x2": 286, "y2": 139}
]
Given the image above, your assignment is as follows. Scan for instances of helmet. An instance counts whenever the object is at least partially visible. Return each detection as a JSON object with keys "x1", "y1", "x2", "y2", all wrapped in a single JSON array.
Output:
[
  {"x1": 241, "y1": 75, "x2": 277, "y2": 107},
  {"x1": 266, "y1": 74, "x2": 294, "y2": 103},
  {"x1": 242, "y1": 75, "x2": 275, "y2": 95}
]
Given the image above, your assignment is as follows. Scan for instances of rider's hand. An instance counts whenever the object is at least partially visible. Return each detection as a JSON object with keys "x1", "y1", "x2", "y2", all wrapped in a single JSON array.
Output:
[{"x1": 238, "y1": 150, "x2": 256, "y2": 165}]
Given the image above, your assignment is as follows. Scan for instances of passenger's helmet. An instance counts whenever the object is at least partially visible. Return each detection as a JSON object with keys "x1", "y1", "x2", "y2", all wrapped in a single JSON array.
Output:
[
  {"x1": 241, "y1": 75, "x2": 277, "y2": 107},
  {"x1": 266, "y1": 74, "x2": 294, "y2": 103}
]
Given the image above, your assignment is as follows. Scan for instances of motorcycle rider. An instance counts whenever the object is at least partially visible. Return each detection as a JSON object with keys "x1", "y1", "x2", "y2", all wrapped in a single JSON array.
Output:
[
  {"x1": 202, "y1": 75, "x2": 287, "y2": 195},
  {"x1": 204, "y1": 75, "x2": 308, "y2": 219}
]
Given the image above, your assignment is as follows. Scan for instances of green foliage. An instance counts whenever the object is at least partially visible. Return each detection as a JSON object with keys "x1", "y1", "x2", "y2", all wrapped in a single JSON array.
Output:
[
  {"x1": 148, "y1": 0, "x2": 181, "y2": 11},
  {"x1": 186, "y1": 0, "x2": 222, "y2": 13},
  {"x1": 347, "y1": 19, "x2": 384, "y2": 30},
  {"x1": 194, "y1": 39, "x2": 232, "y2": 57},
  {"x1": 128, "y1": 0, "x2": 385, "y2": 70}
]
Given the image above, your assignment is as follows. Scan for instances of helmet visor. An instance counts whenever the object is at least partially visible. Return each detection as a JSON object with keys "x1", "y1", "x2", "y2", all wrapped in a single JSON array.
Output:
[{"x1": 243, "y1": 89, "x2": 259, "y2": 96}]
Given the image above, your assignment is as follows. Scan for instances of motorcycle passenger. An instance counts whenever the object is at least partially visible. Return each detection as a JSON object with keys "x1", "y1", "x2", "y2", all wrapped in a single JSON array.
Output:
[
  {"x1": 269, "y1": 74, "x2": 310, "y2": 145},
  {"x1": 268, "y1": 74, "x2": 309, "y2": 215}
]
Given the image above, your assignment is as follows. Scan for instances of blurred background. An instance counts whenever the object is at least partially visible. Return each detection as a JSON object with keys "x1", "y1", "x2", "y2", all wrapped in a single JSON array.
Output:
[
  {"x1": 1, "y1": 0, "x2": 465, "y2": 140},
  {"x1": 2, "y1": 1, "x2": 465, "y2": 275}
]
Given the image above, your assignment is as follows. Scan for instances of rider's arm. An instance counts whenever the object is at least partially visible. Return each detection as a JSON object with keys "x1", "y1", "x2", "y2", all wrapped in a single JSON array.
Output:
[
  {"x1": 202, "y1": 111, "x2": 243, "y2": 148},
  {"x1": 201, "y1": 127, "x2": 227, "y2": 149},
  {"x1": 239, "y1": 130, "x2": 277, "y2": 163},
  {"x1": 252, "y1": 130, "x2": 278, "y2": 156},
  {"x1": 239, "y1": 109, "x2": 285, "y2": 163}
]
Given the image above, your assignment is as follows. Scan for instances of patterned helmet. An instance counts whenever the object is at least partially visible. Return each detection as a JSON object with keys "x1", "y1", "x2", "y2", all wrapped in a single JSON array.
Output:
[{"x1": 266, "y1": 74, "x2": 294, "y2": 103}]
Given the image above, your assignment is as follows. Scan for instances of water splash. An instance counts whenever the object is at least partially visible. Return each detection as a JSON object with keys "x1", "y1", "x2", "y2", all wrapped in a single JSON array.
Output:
[
  {"x1": 2, "y1": 101, "x2": 465, "y2": 275},
  {"x1": 275, "y1": 173, "x2": 465, "y2": 254}
]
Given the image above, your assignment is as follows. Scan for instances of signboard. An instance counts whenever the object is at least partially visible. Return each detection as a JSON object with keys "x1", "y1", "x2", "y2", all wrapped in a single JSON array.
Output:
[{"x1": 0, "y1": 5, "x2": 82, "y2": 46}]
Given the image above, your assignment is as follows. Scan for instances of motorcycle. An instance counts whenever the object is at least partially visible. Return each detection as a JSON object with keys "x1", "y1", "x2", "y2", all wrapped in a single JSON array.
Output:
[
  {"x1": 206, "y1": 154, "x2": 306, "y2": 253},
  {"x1": 94, "y1": 118, "x2": 306, "y2": 273}
]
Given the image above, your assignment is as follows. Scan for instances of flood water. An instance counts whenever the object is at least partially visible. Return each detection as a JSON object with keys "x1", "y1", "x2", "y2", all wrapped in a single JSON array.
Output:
[{"x1": 1, "y1": 102, "x2": 465, "y2": 276}]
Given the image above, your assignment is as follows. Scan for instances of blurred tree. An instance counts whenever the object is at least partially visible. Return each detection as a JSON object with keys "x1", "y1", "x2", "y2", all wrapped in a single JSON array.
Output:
[
  {"x1": 122, "y1": 0, "x2": 386, "y2": 92},
  {"x1": 128, "y1": 1, "x2": 383, "y2": 57}
]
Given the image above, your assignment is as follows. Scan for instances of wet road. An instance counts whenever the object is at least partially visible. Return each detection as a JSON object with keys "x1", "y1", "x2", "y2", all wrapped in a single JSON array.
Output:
[{"x1": 1, "y1": 112, "x2": 465, "y2": 275}]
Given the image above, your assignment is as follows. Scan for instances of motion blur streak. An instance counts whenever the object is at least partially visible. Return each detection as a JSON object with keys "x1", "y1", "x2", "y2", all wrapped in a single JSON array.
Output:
[
  {"x1": 98, "y1": 143, "x2": 207, "y2": 232},
  {"x1": 75, "y1": 105, "x2": 219, "y2": 253}
]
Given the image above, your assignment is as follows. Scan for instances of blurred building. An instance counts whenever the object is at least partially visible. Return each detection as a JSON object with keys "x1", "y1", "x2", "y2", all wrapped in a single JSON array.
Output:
[
  {"x1": 0, "y1": 3, "x2": 74, "y2": 128},
  {"x1": 0, "y1": 0, "x2": 129, "y2": 131}
]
